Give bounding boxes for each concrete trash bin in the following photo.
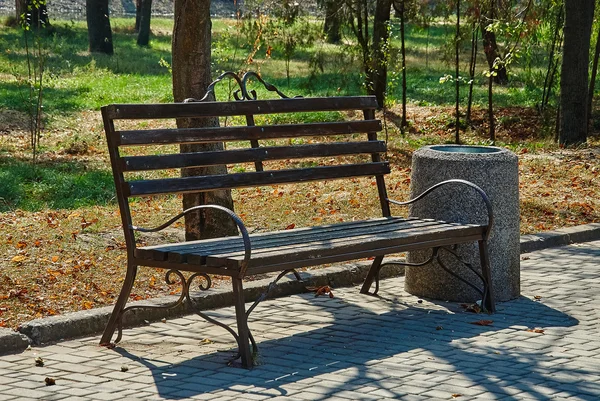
[405,144,520,302]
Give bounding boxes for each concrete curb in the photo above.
[3,223,600,355]
[519,223,600,254]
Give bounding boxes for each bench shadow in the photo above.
[112,291,597,400]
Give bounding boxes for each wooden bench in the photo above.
[100,72,495,368]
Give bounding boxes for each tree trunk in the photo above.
[16,0,50,28]
[467,24,478,125]
[587,21,600,128]
[541,6,563,112]
[86,0,113,55]
[392,0,407,129]
[455,0,460,144]
[323,0,342,44]
[135,0,142,32]
[172,0,237,241]
[137,0,152,46]
[372,0,392,108]
[560,0,595,146]
[482,28,508,85]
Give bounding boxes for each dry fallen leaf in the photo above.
[526,328,545,334]
[470,319,492,326]
[11,255,27,263]
[306,286,334,298]
[121,365,129,372]
[35,357,44,367]
[534,295,542,300]
[44,377,56,386]
[461,303,481,313]
[452,395,463,399]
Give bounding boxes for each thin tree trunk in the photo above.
[488,69,495,143]
[372,0,392,108]
[399,0,407,129]
[135,0,142,33]
[137,0,152,46]
[86,0,113,55]
[482,0,508,86]
[455,0,460,144]
[467,24,478,125]
[587,21,600,127]
[541,6,563,112]
[172,0,237,240]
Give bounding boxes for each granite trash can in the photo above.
[405,144,520,303]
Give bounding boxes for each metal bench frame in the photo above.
[100,71,495,368]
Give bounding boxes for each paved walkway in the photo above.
[1,241,600,401]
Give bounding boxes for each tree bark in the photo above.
[86,0,113,55]
[16,0,50,28]
[560,0,595,146]
[482,28,508,85]
[372,0,392,108]
[135,0,142,32]
[323,0,342,43]
[172,0,237,241]
[398,0,407,129]
[137,0,152,46]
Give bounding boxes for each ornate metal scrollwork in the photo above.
[371,246,490,310]
[184,71,295,104]
[113,269,211,344]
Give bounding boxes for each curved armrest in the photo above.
[131,205,252,276]
[387,179,494,240]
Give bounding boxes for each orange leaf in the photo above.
[526,328,545,334]
[81,218,98,229]
[285,223,296,230]
[11,255,27,263]
[51,256,59,263]
[16,241,27,249]
[470,320,493,326]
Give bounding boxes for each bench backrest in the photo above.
[102,92,392,240]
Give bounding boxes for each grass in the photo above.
[0,158,115,211]
[0,15,599,329]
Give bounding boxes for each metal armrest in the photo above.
[131,205,252,277]
[387,179,494,240]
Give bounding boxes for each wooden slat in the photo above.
[117,120,382,146]
[126,162,390,197]
[135,217,432,263]
[121,141,386,172]
[245,234,484,275]
[204,222,484,268]
[103,97,378,120]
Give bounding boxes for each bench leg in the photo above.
[232,277,253,368]
[360,256,384,295]
[478,240,496,313]
[100,263,138,345]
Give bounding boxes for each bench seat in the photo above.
[135,217,486,275]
